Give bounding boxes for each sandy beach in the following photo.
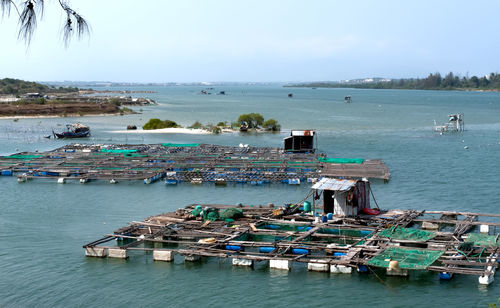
[110,127,212,134]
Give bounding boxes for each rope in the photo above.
[369,186,380,210]
[367,266,396,293]
[291,189,315,211]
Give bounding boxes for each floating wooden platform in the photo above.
[83,203,500,285]
[0,143,390,184]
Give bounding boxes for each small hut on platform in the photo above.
[284,130,316,153]
[311,178,372,217]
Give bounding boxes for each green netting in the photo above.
[192,208,203,217]
[100,149,138,153]
[319,228,373,238]
[378,226,436,242]
[465,233,500,247]
[318,157,364,164]
[236,233,294,242]
[367,247,444,269]
[203,208,219,221]
[5,154,43,160]
[162,143,200,147]
[220,208,244,220]
[258,223,313,232]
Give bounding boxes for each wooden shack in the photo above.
[284,130,316,153]
[311,178,372,217]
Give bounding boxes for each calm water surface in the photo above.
[0,86,499,307]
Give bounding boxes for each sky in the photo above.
[0,0,499,83]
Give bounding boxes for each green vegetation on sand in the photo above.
[143,119,179,130]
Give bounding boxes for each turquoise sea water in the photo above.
[1,86,500,307]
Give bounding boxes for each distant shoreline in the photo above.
[285,84,500,92]
[0,112,128,120]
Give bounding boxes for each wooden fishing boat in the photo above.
[53,123,90,139]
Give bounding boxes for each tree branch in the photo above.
[1,0,21,17]
[1,0,89,46]
[58,0,89,46]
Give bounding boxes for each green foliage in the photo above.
[262,118,281,131]
[0,78,79,95]
[237,113,264,128]
[289,72,500,91]
[189,121,203,129]
[119,107,133,115]
[143,118,179,130]
[488,298,500,308]
[217,121,226,127]
[13,98,46,105]
[110,98,122,106]
[211,126,221,134]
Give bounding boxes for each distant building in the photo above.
[24,93,42,98]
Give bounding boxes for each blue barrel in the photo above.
[439,272,453,280]
[327,213,333,220]
[357,265,368,273]
[292,248,309,255]
[225,245,242,251]
[259,246,275,253]
[303,201,312,212]
[321,216,328,223]
[1,170,13,176]
[334,252,347,257]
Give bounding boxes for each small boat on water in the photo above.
[239,121,249,132]
[53,123,90,139]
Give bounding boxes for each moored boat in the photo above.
[53,123,90,139]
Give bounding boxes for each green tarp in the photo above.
[367,247,444,269]
[100,149,138,153]
[318,157,365,164]
[162,143,200,147]
[378,226,437,242]
[466,233,500,247]
[5,154,43,160]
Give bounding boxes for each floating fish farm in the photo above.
[0,142,390,184]
[83,197,500,286]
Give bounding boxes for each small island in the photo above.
[0,78,156,118]
[113,113,282,135]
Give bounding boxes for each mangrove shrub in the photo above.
[143,118,179,130]
[237,113,264,128]
[262,118,281,131]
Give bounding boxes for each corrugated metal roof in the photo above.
[311,178,357,191]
